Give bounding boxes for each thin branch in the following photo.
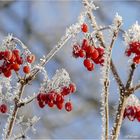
[125,63,136,89]
[98,26,125,34]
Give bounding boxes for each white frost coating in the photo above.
[113,13,123,26]
[124,21,140,44]
[83,0,98,11]
[100,45,110,140]
[0,34,16,51]
[0,75,12,101]
[11,116,40,139]
[2,105,14,140]
[125,94,140,106]
[42,68,71,93]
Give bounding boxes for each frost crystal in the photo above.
[1,34,16,51]
[124,22,140,44]
[41,68,71,93]
[113,13,123,26]
[126,95,140,107]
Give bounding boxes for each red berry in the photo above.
[37,93,42,101]
[125,49,132,57]
[48,92,56,101]
[126,106,137,121]
[48,100,54,108]
[9,53,16,63]
[0,104,8,113]
[4,50,12,60]
[12,63,20,71]
[91,49,99,60]
[17,57,23,65]
[72,44,81,58]
[65,102,73,112]
[87,45,95,55]
[79,49,86,58]
[87,63,94,71]
[61,86,71,96]
[56,94,64,103]
[81,23,88,33]
[0,51,4,60]
[23,65,30,74]
[83,58,92,69]
[4,70,12,78]
[56,102,63,110]
[136,106,140,122]
[129,42,140,55]
[133,55,140,64]
[13,49,20,56]
[69,83,76,93]
[82,39,88,51]
[38,101,45,108]
[96,47,104,56]
[26,54,35,63]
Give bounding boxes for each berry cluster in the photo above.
[72,39,104,71]
[0,49,35,78]
[0,104,8,114]
[123,105,140,122]
[125,42,140,64]
[37,83,76,112]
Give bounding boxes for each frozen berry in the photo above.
[26,54,35,63]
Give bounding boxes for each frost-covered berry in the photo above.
[26,54,35,63]
[72,44,81,58]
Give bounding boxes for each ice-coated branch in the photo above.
[100,14,122,140]
[5,83,25,139]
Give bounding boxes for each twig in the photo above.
[125,63,136,89]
